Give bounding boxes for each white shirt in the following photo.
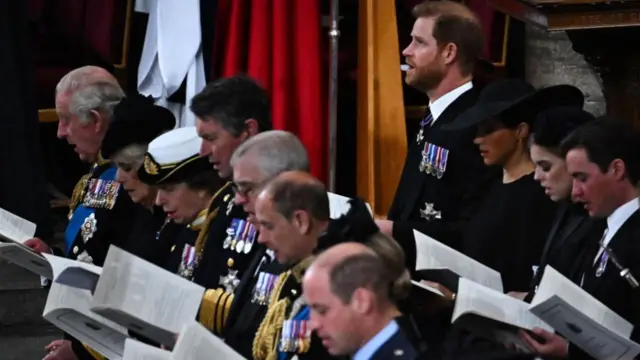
[429,81,473,123]
[594,197,640,263]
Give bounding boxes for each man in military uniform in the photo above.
[230,170,334,360]
[376,1,498,258]
[199,132,309,357]
[189,76,274,334]
[304,243,419,360]
[26,66,138,360]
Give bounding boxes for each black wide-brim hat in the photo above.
[137,126,212,186]
[101,94,176,159]
[442,78,585,131]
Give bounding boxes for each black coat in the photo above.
[389,87,500,268]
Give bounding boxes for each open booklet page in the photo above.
[90,246,206,347]
[0,242,52,279]
[173,321,247,360]
[411,280,445,297]
[43,253,102,290]
[530,266,640,360]
[530,266,640,359]
[43,282,129,359]
[413,230,503,292]
[0,206,36,243]
[326,192,373,219]
[452,278,552,352]
[123,339,171,360]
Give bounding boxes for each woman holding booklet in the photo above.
[519,107,601,302]
[424,79,584,360]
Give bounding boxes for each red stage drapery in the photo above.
[212,0,327,183]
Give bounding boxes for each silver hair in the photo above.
[230,130,309,180]
[68,81,125,124]
[55,66,119,95]
[111,144,148,171]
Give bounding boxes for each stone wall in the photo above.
[524,25,606,116]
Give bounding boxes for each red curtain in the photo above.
[212,0,327,183]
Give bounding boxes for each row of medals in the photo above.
[252,271,278,306]
[223,219,257,254]
[279,319,311,353]
[419,142,448,179]
[83,178,119,209]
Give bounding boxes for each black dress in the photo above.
[461,173,557,293]
[434,173,557,360]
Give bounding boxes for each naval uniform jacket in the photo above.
[62,161,136,360]
[195,182,264,335]
[388,87,499,268]
[62,161,137,265]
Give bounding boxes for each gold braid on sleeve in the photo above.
[199,288,235,335]
[82,344,107,360]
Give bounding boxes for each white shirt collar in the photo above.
[429,81,473,123]
[603,197,640,248]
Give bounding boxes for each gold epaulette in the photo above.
[199,288,234,335]
[82,344,107,360]
[252,256,315,360]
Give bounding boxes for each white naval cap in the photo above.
[138,126,212,185]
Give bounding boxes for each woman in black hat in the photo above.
[431,79,585,360]
[100,95,176,266]
[438,78,584,292]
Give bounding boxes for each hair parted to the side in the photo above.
[265,174,330,223]
[412,0,484,76]
[329,252,411,306]
[68,81,125,124]
[190,75,273,136]
[560,117,640,185]
[230,130,309,180]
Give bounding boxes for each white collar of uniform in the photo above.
[604,197,640,247]
[429,81,473,123]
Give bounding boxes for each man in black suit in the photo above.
[377,0,498,256]
[304,242,419,360]
[521,118,640,359]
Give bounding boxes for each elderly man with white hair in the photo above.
[25,66,138,360]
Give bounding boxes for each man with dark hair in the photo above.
[189,76,273,335]
[379,0,498,259]
[304,242,418,360]
[521,118,640,359]
[191,75,273,179]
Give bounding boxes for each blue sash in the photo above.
[64,167,118,255]
[278,305,311,360]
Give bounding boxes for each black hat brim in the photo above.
[442,84,584,132]
[101,99,176,159]
[137,154,212,186]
